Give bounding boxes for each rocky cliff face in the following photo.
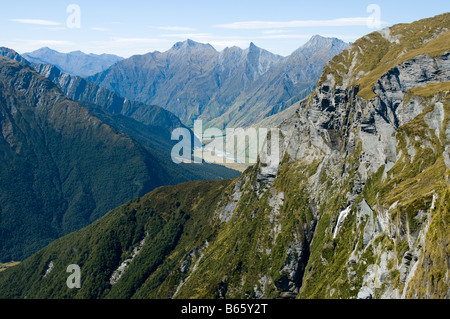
[0,14,448,299]
[227,14,450,299]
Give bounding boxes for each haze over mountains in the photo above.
[22,47,123,77]
[88,36,348,128]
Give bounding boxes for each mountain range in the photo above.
[88,36,348,129]
[22,47,123,77]
[0,47,239,262]
[0,13,448,299]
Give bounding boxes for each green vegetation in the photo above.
[0,55,240,263]
[0,179,231,298]
[318,13,450,100]
[0,57,157,261]
[406,185,449,298]
[298,24,449,297]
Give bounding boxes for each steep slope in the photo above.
[29,62,240,183]
[0,56,169,261]
[88,37,348,128]
[29,62,188,162]
[32,63,183,131]
[0,50,240,262]
[0,179,230,298]
[22,47,123,77]
[0,47,31,65]
[0,13,448,299]
[1,47,241,183]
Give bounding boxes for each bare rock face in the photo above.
[373,52,450,128]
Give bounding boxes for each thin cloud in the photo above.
[91,27,110,31]
[10,19,62,26]
[262,30,292,34]
[44,27,67,31]
[155,26,197,32]
[215,17,386,29]
[111,37,168,44]
[257,33,360,41]
[148,25,197,32]
[160,33,212,38]
[27,40,75,46]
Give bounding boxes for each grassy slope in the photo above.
[318,13,450,100]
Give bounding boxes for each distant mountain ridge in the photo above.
[88,36,348,128]
[22,47,123,77]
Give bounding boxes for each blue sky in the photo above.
[1,0,448,57]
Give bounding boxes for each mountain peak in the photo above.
[171,39,216,51]
[69,50,85,55]
[303,35,337,48]
[291,35,348,59]
[248,42,262,53]
[0,47,31,65]
[310,34,327,40]
[34,47,58,54]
